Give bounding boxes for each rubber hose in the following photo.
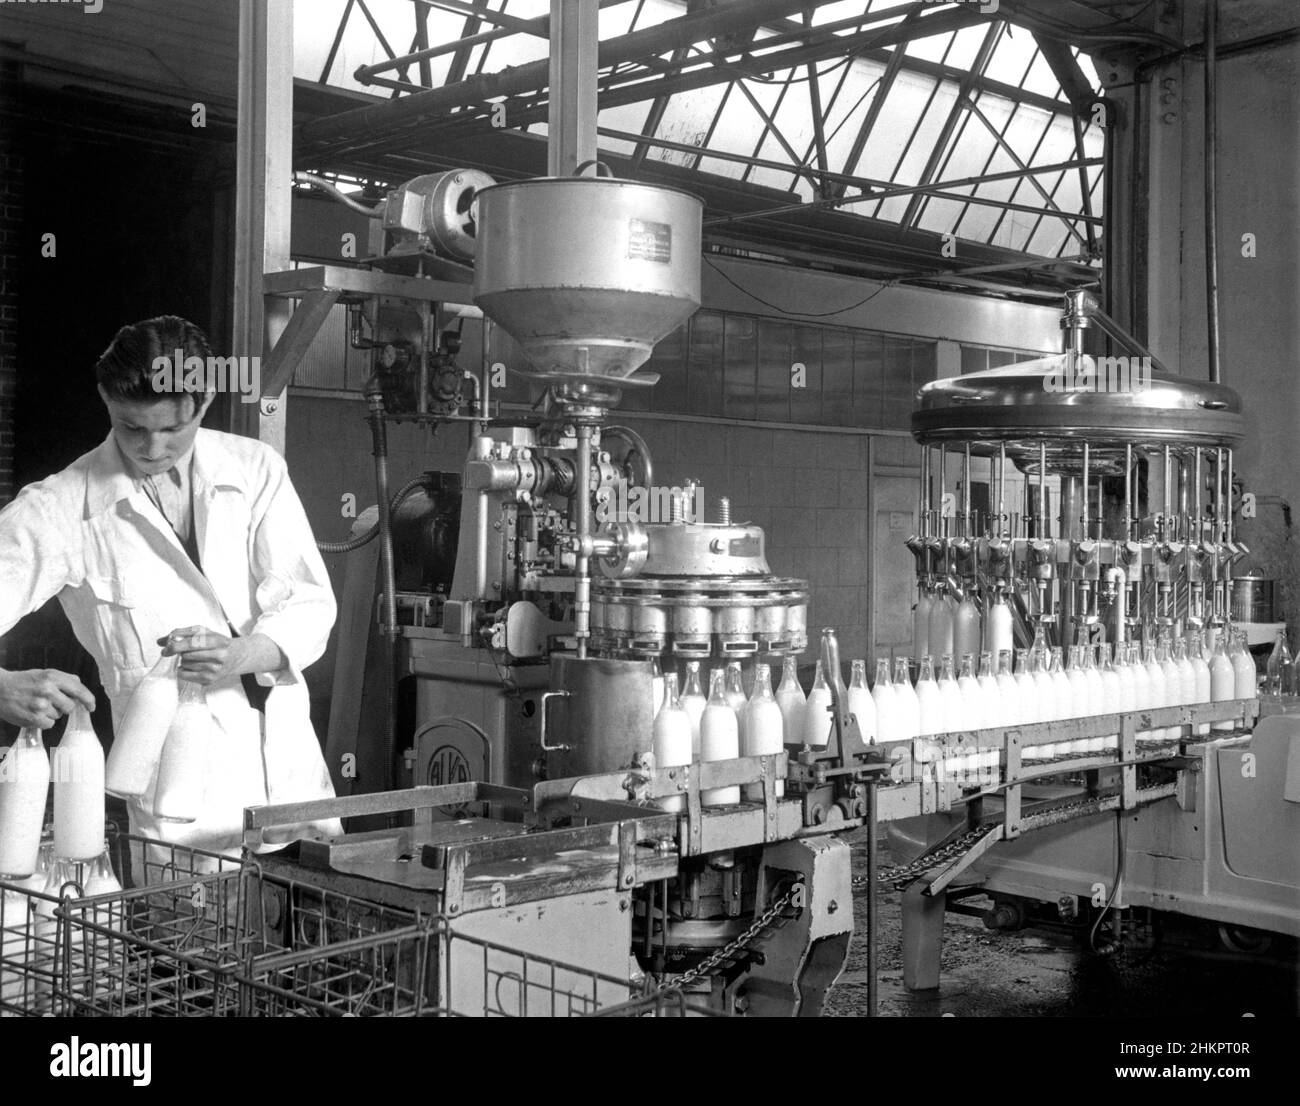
[316,478,425,554]
[366,399,401,800]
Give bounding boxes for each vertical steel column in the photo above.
[233,0,294,452]
[548,0,600,177]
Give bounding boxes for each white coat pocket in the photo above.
[84,574,155,671]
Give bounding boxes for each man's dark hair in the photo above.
[95,315,211,409]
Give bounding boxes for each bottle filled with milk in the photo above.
[53,707,104,862]
[679,662,707,757]
[871,657,897,744]
[846,659,876,745]
[724,661,748,745]
[700,669,741,804]
[152,680,213,824]
[802,661,834,748]
[776,655,806,745]
[652,673,691,813]
[743,664,785,799]
[106,653,179,799]
[913,585,933,664]
[1209,631,1236,733]
[892,657,920,743]
[0,728,51,879]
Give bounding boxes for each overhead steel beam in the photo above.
[319,6,990,162]
[445,0,490,85]
[320,0,356,84]
[353,0,634,81]
[629,44,689,171]
[960,93,1087,248]
[899,21,1002,231]
[1033,33,1095,111]
[704,156,1101,228]
[304,0,822,152]
[416,0,547,36]
[831,24,910,198]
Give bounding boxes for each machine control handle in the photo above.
[539,690,573,753]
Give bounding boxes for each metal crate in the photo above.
[236,923,636,1017]
[2,834,241,1017]
[57,859,420,1017]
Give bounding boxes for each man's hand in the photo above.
[0,668,97,729]
[160,626,286,687]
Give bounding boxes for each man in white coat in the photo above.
[0,315,341,860]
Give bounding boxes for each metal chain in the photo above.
[858,794,1110,891]
[654,884,800,992]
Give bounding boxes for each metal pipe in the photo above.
[997,442,1006,540]
[1038,442,1047,539]
[548,0,599,177]
[1081,441,1091,535]
[938,444,947,540]
[1170,444,1180,535]
[1195,449,1203,541]
[1124,443,1133,541]
[866,776,878,1018]
[1227,448,1234,543]
[1204,0,1222,383]
[293,171,383,217]
[919,445,929,540]
[962,443,972,538]
[575,424,593,659]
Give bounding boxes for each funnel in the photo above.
[473,176,703,388]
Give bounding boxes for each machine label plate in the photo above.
[628,220,672,263]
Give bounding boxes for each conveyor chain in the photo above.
[652,882,801,992]
[856,794,1113,892]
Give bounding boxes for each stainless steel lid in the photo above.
[911,353,1245,473]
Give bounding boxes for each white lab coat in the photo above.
[0,428,342,857]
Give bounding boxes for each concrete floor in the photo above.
[825,827,1300,1018]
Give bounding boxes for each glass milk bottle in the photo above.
[1187,636,1213,737]
[937,655,964,779]
[742,664,784,799]
[995,649,1020,727]
[0,728,50,880]
[1209,631,1236,733]
[152,680,213,824]
[801,661,834,749]
[846,660,876,745]
[52,706,104,861]
[1230,629,1257,702]
[1083,645,1106,752]
[1159,640,1182,740]
[1142,642,1168,743]
[892,658,921,743]
[871,658,897,744]
[105,653,179,799]
[652,674,692,813]
[915,656,944,738]
[680,662,708,758]
[1265,629,1293,698]
[953,595,982,669]
[775,656,806,746]
[913,585,933,665]
[1014,648,1038,728]
[984,592,1014,667]
[701,670,741,805]
[928,589,956,663]
[724,661,748,746]
[1066,646,1090,724]
[1098,643,1123,753]
[649,657,665,720]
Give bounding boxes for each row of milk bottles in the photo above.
[0,654,216,884]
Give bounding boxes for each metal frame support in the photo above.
[232,0,294,451]
[548,0,600,176]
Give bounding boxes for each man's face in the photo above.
[99,389,213,477]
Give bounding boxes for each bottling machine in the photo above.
[253,168,1276,1013]
[891,292,1297,985]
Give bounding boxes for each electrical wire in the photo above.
[1088,809,1126,956]
[703,255,899,317]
